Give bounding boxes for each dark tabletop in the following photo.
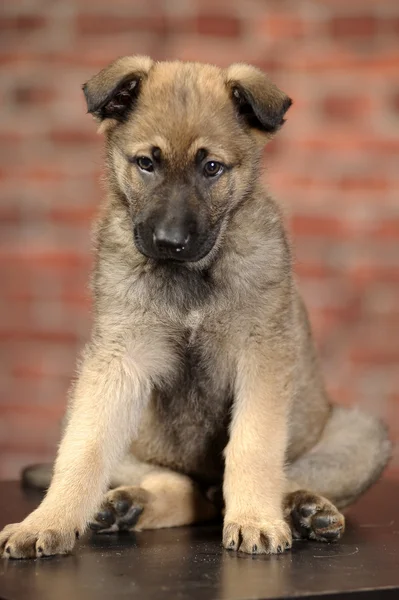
[0,478,398,600]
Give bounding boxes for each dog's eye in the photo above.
[136,156,154,172]
[203,161,224,178]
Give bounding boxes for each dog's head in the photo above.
[83,57,291,265]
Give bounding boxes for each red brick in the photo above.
[11,364,47,380]
[0,330,81,343]
[321,95,372,120]
[6,167,66,183]
[256,15,305,40]
[13,85,57,106]
[0,407,61,453]
[4,339,78,379]
[76,15,167,36]
[0,131,24,143]
[295,136,399,155]
[1,0,399,480]
[0,251,90,268]
[350,345,399,366]
[330,15,379,38]
[373,220,399,239]
[49,206,96,224]
[253,58,283,74]
[289,50,399,73]
[361,283,399,317]
[295,261,337,279]
[393,18,399,36]
[291,215,346,238]
[351,267,399,286]
[49,129,98,145]
[391,92,399,114]
[338,176,389,192]
[0,206,20,224]
[0,16,47,33]
[196,15,241,37]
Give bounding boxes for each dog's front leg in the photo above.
[223,337,293,555]
[0,330,172,559]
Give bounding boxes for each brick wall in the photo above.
[0,0,398,479]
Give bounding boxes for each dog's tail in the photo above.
[287,405,392,509]
[21,463,53,491]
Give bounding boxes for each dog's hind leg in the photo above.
[89,456,218,532]
[284,405,391,542]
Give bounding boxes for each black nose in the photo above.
[152,225,190,254]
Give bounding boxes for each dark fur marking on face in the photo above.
[196,148,208,164]
[152,146,162,162]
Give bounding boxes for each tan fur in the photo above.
[1,57,391,559]
[97,472,217,532]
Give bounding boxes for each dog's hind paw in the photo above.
[284,490,345,542]
[89,487,150,533]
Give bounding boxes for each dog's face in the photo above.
[84,57,291,265]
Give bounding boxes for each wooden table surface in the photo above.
[0,478,398,600]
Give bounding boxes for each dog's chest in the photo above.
[162,315,232,427]
[135,313,232,483]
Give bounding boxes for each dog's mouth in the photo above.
[133,221,222,264]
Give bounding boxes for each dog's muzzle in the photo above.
[133,220,220,263]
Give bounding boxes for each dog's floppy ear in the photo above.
[82,55,154,126]
[226,63,292,136]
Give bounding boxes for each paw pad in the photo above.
[90,487,147,533]
[285,490,345,543]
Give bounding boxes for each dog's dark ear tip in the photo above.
[284,97,293,111]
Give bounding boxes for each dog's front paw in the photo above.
[223,517,292,554]
[0,519,78,559]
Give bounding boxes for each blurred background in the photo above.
[0,0,398,479]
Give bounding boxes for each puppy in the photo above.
[1,57,391,558]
